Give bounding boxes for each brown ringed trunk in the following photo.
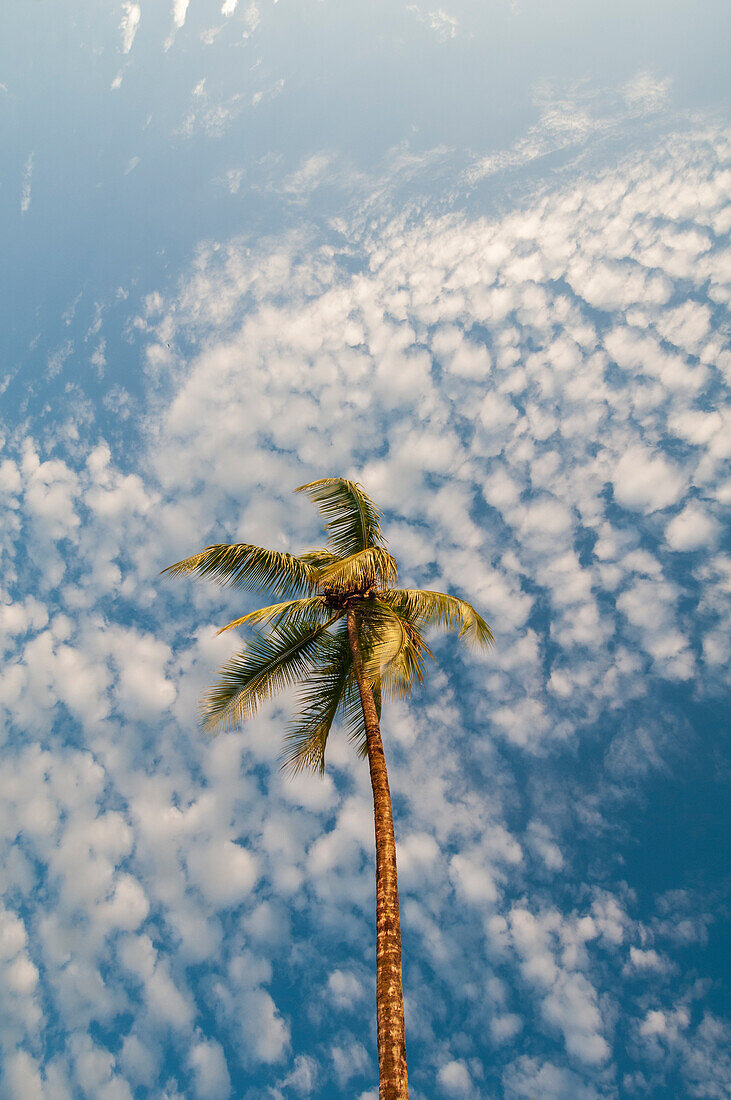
[347,609,409,1100]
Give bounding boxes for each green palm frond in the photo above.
[358,600,432,700]
[338,674,386,760]
[382,588,494,649]
[381,619,431,700]
[296,477,384,555]
[201,616,340,733]
[297,548,343,570]
[167,478,495,778]
[314,547,398,592]
[216,596,329,635]
[162,543,316,599]
[336,657,384,762]
[339,676,371,759]
[281,626,353,775]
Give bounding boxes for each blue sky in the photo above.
[1,2,729,1098]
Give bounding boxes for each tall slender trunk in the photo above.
[347,609,409,1100]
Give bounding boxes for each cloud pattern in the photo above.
[1,122,729,1098]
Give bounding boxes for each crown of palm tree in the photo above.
[163,477,493,774]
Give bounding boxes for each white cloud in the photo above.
[626,946,672,974]
[623,71,672,113]
[639,1005,689,1039]
[407,6,459,41]
[188,1038,231,1100]
[1,120,729,1098]
[527,822,564,871]
[327,969,366,1010]
[3,1050,45,1100]
[666,502,721,551]
[437,1058,473,1093]
[331,1041,369,1086]
[241,2,260,37]
[21,153,33,214]
[186,840,258,906]
[612,447,686,513]
[119,3,141,53]
[277,1054,319,1095]
[509,907,610,1065]
[173,0,190,28]
[504,1055,603,1100]
[491,1012,523,1043]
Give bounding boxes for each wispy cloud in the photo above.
[623,70,672,113]
[173,0,190,28]
[165,0,191,48]
[119,2,141,54]
[466,72,676,186]
[407,4,459,40]
[241,1,261,38]
[178,78,246,137]
[20,153,33,213]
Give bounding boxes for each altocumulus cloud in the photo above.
[0,121,729,1097]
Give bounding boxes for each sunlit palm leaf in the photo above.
[297,548,343,570]
[357,601,432,700]
[297,477,383,555]
[383,588,494,649]
[201,616,339,733]
[216,596,329,635]
[162,543,316,599]
[315,546,398,592]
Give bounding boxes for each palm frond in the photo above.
[296,478,383,555]
[216,596,329,635]
[162,543,316,599]
[314,546,398,593]
[280,626,353,776]
[297,548,343,570]
[281,623,386,770]
[382,588,494,649]
[356,600,432,700]
[339,677,371,759]
[200,616,340,733]
[380,618,431,700]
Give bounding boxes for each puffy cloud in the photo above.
[509,907,610,1065]
[3,1050,45,1100]
[331,1040,370,1086]
[186,840,258,906]
[437,1058,473,1093]
[612,447,687,513]
[327,969,367,1010]
[503,1055,605,1100]
[188,1038,231,1099]
[665,502,721,551]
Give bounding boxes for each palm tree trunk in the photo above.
[347,609,409,1100]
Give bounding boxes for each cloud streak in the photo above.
[119,2,141,54]
[20,153,33,214]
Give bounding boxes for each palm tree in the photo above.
[164,478,493,1100]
